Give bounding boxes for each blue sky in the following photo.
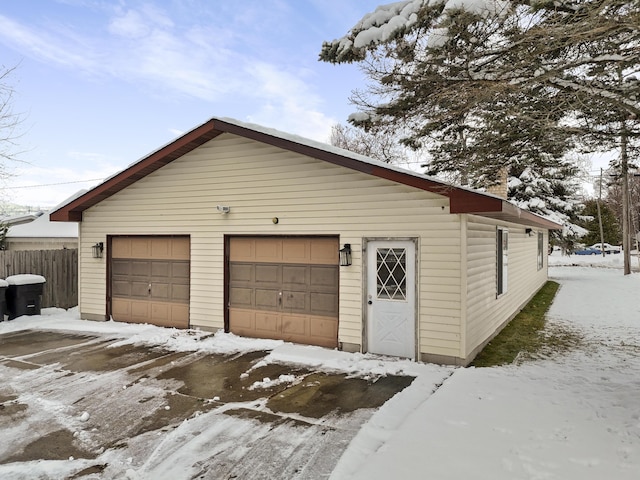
[0,0,382,209]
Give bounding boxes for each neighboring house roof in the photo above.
[50,117,561,230]
[7,210,78,238]
[8,191,84,239]
[1,213,42,227]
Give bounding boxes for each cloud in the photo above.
[3,154,122,207]
[244,62,337,141]
[0,15,98,72]
[108,10,151,39]
[0,3,352,149]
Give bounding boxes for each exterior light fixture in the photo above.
[339,243,352,266]
[525,228,533,237]
[92,242,104,259]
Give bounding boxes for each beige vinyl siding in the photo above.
[78,133,463,358]
[464,215,548,356]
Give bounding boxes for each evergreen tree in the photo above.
[577,199,621,246]
[320,0,639,245]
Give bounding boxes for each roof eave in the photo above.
[48,116,563,232]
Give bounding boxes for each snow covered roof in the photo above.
[7,192,83,239]
[0,213,42,227]
[49,117,561,230]
[7,210,78,238]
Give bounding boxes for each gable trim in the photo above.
[49,117,561,230]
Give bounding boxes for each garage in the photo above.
[228,236,339,348]
[110,236,190,328]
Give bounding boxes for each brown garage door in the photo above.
[228,237,339,348]
[111,236,190,328]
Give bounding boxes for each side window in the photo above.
[537,232,544,271]
[497,227,508,296]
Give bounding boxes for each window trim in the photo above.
[537,231,544,271]
[497,227,508,296]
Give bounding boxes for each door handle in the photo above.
[148,283,152,294]
[368,300,373,305]
[278,291,282,306]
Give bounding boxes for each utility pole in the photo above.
[621,119,631,275]
[597,168,605,257]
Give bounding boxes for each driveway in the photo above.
[0,324,424,480]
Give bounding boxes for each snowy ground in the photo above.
[332,258,640,480]
[1,257,639,479]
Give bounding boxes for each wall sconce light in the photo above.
[339,243,352,266]
[92,242,104,259]
[216,205,231,214]
[525,228,533,237]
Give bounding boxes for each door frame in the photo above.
[362,237,419,360]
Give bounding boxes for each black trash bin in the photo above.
[0,279,7,321]
[6,274,46,320]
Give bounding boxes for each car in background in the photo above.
[588,243,621,254]
[573,247,602,255]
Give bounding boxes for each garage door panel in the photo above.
[172,262,190,278]
[229,308,254,331]
[309,316,338,340]
[282,239,309,263]
[172,284,190,302]
[131,261,150,277]
[282,314,307,335]
[228,236,338,348]
[255,289,279,310]
[255,312,281,335]
[282,290,308,312]
[131,281,150,298]
[311,292,339,316]
[230,264,253,283]
[255,238,282,262]
[112,238,132,258]
[131,238,151,258]
[255,264,280,284]
[169,237,190,260]
[151,262,170,277]
[112,280,131,297]
[169,304,189,328]
[130,301,150,322]
[229,238,255,262]
[310,266,339,289]
[310,238,340,265]
[111,235,190,329]
[151,238,171,259]
[112,260,131,276]
[230,287,253,308]
[282,265,308,287]
[112,298,131,317]
[151,283,170,300]
[151,302,169,321]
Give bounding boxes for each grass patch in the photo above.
[471,281,583,367]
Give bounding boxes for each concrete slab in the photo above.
[0,329,416,478]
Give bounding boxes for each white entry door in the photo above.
[366,240,416,359]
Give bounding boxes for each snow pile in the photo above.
[5,274,46,285]
[248,374,300,391]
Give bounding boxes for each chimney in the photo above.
[486,166,509,199]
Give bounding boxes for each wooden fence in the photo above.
[0,249,78,309]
